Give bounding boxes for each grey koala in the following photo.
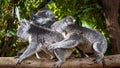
[16,7,55,59]
[48,16,108,63]
[31,7,55,28]
[16,19,41,59]
[16,19,74,67]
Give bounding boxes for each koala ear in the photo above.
[31,12,36,20]
[65,16,73,24]
[20,19,29,26]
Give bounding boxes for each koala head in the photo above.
[31,7,55,28]
[51,16,74,33]
[17,19,30,41]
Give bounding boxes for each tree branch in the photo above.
[0,55,120,68]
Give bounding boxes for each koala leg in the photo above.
[48,34,89,50]
[35,43,43,59]
[93,41,105,63]
[54,49,72,68]
[48,39,79,50]
[42,49,54,59]
[14,48,26,59]
[94,53,104,63]
[15,48,40,59]
[77,48,88,58]
[16,42,41,64]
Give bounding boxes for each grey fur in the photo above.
[16,7,55,59]
[16,19,73,67]
[32,7,55,28]
[49,16,107,63]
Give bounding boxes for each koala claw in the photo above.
[54,61,62,68]
[93,58,101,64]
[16,59,22,65]
[14,56,19,59]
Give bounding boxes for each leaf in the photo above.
[2,0,8,8]
[15,7,21,22]
[48,0,52,4]
[8,28,16,36]
[94,3,102,9]
[0,31,5,38]
[82,7,95,13]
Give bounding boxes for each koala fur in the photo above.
[49,16,107,63]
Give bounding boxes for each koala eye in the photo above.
[63,21,66,23]
[63,21,67,25]
[32,15,37,21]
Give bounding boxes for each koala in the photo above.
[16,19,74,68]
[48,16,108,63]
[16,1,55,59]
[16,19,41,59]
[31,7,55,28]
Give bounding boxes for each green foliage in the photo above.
[0,0,110,56]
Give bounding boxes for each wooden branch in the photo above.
[0,54,120,68]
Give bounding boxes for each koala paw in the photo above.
[54,61,62,68]
[14,56,19,59]
[93,57,101,63]
[16,59,22,65]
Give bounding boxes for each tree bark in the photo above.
[0,34,13,56]
[101,0,120,54]
[0,17,14,56]
[0,55,120,68]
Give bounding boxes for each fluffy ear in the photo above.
[30,12,36,20]
[65,16,73,24]
[20,19,29,27]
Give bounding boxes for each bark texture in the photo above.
[0,55,120,68]
[101,0,120,54]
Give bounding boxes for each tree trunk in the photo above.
[0,17,14,56]
[101,0,120,54]
[0,55,120,68]
[0,34,13,56]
